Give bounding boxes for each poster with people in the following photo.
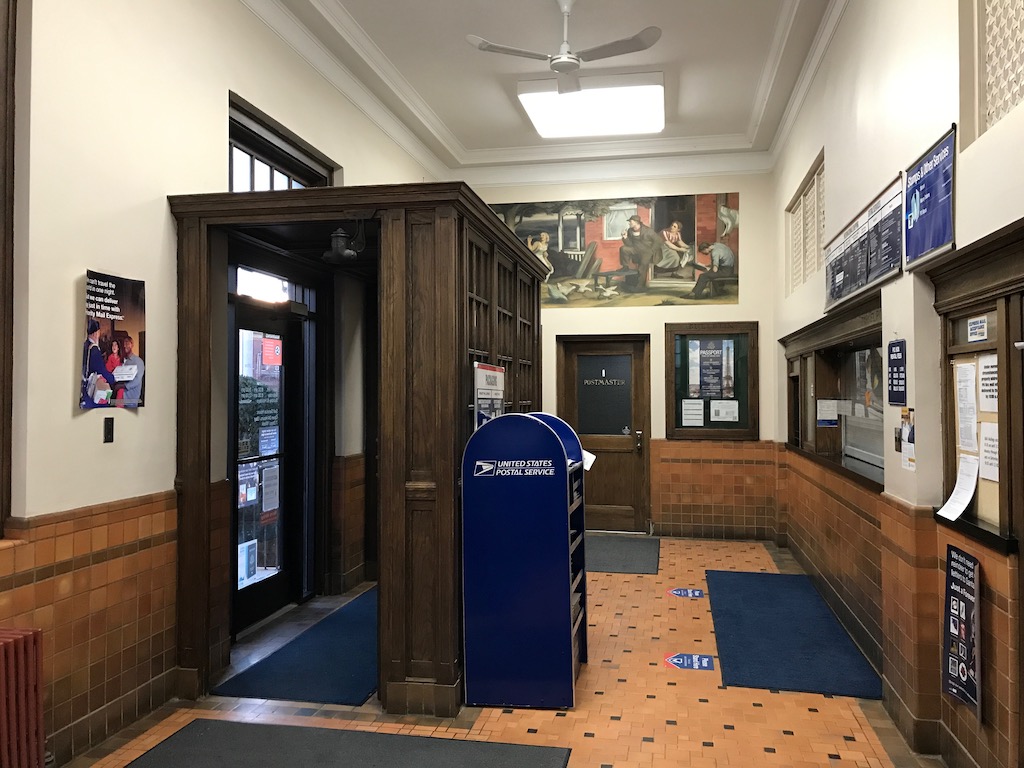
[491,193,740,307]
[80,270,146,409]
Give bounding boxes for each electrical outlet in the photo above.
[103,417,114,443]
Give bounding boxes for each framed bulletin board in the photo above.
[941,308,1000,531]
[665,322,759,440]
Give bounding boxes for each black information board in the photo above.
[887,339,907,407]
[942,545,980,718]
[824,178,903,311]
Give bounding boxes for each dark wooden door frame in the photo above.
[0,0,16,537]
[555,334,651,533]
[170,183,546,715]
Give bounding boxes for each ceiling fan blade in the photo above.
[576,26,662,61]
[557,71,581,94]
[466,34,551,61]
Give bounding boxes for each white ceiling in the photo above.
[246,0,840,178]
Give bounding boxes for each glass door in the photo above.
[232,308,294,632]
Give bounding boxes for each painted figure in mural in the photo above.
[527,231,554,280]
[718,205,739,236]
[655,220,692,276]
[618,214,661,290]
[687,241,736,299]
[81,317,117,408]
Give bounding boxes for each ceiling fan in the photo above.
[466,0,662,94]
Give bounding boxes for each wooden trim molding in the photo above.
[0,0,16,535]
[169,182,544,716]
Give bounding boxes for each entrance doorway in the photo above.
[230,295,314,633]
[557,336,650,532]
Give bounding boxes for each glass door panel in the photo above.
[237,329,284,590]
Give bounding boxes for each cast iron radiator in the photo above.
[0,628,45,768]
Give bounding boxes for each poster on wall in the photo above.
[942,545,981,718]
[473,362,506,429]
[491,194,740,308]
[824,178,902,311]
[905,127,955,269]
[80,270,146,409]
[687,339,735,400]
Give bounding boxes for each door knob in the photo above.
[635,429,644,453]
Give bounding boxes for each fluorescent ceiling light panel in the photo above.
[517,73,665,139]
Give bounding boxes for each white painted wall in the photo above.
[337,276,365,457]
[14,0,1024,517]
[479,173,777,441]
[771,0,1024,506]
[12,0,436,517]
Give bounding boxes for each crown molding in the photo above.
[454,151,774,189]
[245,0,841,178]
[746,0,800,144]
[306,0,470,157]
[769,0,848,161]
[239,0,450,179]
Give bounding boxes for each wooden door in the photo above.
[557,336,650,532]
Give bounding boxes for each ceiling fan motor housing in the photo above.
[550,53,581,73]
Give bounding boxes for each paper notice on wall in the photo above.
[936,454,979,521]
[902,441,916,472]
[681,399,704,427]
[835,399,853,416]
[980,422,998,482]
[978,354,997,412]
[816,399,839,427]
[956,363,978,452]
[710,400,739,422]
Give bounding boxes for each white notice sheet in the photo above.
[710,400,739,422]
[262,464,280,513]
[980,422,999,482]
[681,399,704,427]
[936,455,980,521]
[978,354,998,412]
[956,363,978,452]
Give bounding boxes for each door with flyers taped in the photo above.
[230,299,310,633]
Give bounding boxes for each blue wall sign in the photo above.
[905,128,955,267]
[665,653,715,671]
[668,588,704,598]
[887,339,907,406]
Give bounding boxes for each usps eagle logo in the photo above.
[473,461,496,477]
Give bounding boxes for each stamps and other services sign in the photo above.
[905,128,955,268]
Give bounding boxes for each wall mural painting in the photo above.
[493,193,739,308]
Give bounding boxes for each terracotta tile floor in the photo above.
[69,538,945,768]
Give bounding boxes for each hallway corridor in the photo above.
[68,539,942,768]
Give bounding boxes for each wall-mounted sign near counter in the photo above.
[824,178,903,311]
[905,127,955,269]
[942,545,981,718]
[887,339,907,406]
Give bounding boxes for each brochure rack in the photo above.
[461,412,587,708]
